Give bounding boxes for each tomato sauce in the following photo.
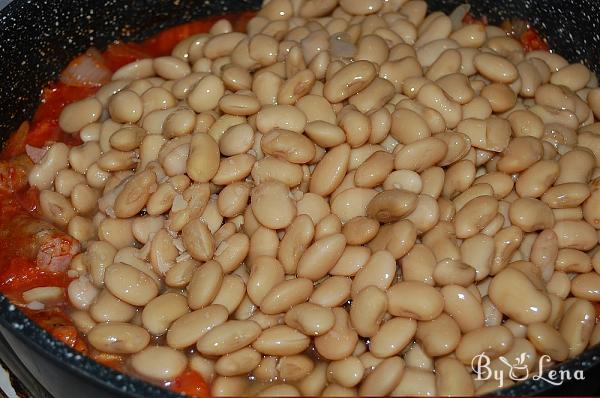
[0,9,549,398]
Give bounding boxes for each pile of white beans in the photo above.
[23,0,600,395]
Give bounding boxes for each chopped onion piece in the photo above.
[449,4,471,30]
[25,144,48,164]
[60,48,112,87]
[26,301,45,310]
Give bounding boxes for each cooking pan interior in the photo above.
[0,0,599,397]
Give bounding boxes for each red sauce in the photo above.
[166,369,211,398]
[520,27,549,52]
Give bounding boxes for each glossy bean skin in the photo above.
[387,281,444,321]
[131,346,188,381]
[88,322,150,354]
[489,268,551,324]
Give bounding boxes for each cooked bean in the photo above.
[314,307,358,361]
[297,234,346,281]
[455,325,514,364]
[213,233,249,273]
[559,299,595,358]
[571,272,600,301]
[354,151,394,188]
[141,293,189,336]
[489,267,551,324]
[387,281,444,321]
[324,60,377,103]
[331,187,378,223]
[131,346,187,381]
[188,74,225,113]
[40,190,76,227]
[182,218,215,262]
[359,356,405,396]
[551,63,591,91]
[253,325,310,356]
[310,143,351,196]
[305,121,346,148]
[329,246,370,278]
[401,244,436,286]
[527,322,569,361]
[348,77,394,115]
[460,234,494,281]
[256,104,307,134]
[454,195,498,238]
[474,53,518,83]
[416,313,462,357]
[187,260,223,310]
[314,213,342,240]
[433,259,476,287]
[252,156,303,187]
[456,117,511,153]
[59,97,103,133]
[350,286,387,337]
[276,354,315,383]
[196,320,261,356]
[509,198,555,232]
[261,129,316,164]
[390,366,436,396]
[257,384,301,397]
[370,317,417,358]
[104,262,158,306]
[284,302,335,337]
[310,276,352,308]
[251,181,296,229]
[553,220,597,250]
[543,183,591,209]
[247,256,285,306]
[383,169,422,194]
[261,277,314,315]
[326,356,364,388]
[218,123,254,156]
[89,289,135,323]
[186,133,220,183]
[435,357,475,396]
[351,250,396,296]
[113,170,156,218]
[212,274,246,313]
[167,304,228,349]
[277,214,315,274]
[215,347,261,377]
[554,248,592,275]
[88,322,150,354]
[342,217,379,245]
[108,90,143,123]
[394,137,447,172]
[366,189,418,223]
[441,284,485,333]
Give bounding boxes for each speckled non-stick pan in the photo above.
[0,1,599,397]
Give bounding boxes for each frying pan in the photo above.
[0,0,599,396]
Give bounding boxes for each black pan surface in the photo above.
[0,1,599,397]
